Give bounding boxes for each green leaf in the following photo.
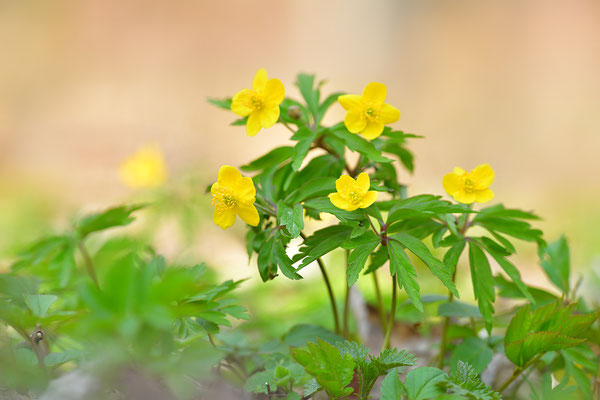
[319,91,344,122]
[303,197,365,223]
[347,237,380,286]
[438,301,482,318]
[449,338,493,375]
[288,177,336,204]
[494,275,557,305]
[76,204,144,238]
[274,240,303,280]
[295,73,320,123]
[478,238,534,303]
[468,242,495,333]
[295,225,353,269]
[44,350,83,367]
[441,361,501,400]
[291,127,317,171]
[443,240,466,275]
[283,324,343,347]
[241,146,294,172]
[244,370,277,394]
[403,367,446,400]
[207,97,232,110]
[290,339,355,399]
[386,195,472,225]
[382,141,415,173]
[25,294,58,317]
[258,234,302,281]
[475,204,540,220]
[277,201,304,238]
[330,125,393,163]
[381,370,405,400]
[392,233,458,298]
[540,236,570,295]
[388,240,423,312]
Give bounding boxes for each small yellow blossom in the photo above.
[329,173,378,211]
[443,164,495,204]
[338,82,400,140]
[119,145,167,189]
[231,69,285,136]
[211,165,260,229]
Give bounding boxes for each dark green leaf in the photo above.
[468,242,495,333]
[387,240,423,312]
[291,127,317,171]
[277,201,304,238]
[540,236,570,295]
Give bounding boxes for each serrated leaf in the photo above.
[277,201,304,238]
[388,240,423,312]
[540,236,570,295]
[295,225,353,269]
[468,242,495,333]
[291,127,317,171]
[404,367,446,400]
[392,233,458,298]
[449,338,493,375]
[290,339,355,399]
[441,361,501,400]
[347,238,380,286]
[330,125,393,163]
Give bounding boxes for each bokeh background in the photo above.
[1,0,599,323]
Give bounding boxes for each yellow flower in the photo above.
[337,82,400,140]
[119,145,167,188]
[443,164,495,204]
[328,173,378,211]
[211,165,260,229]
[231,69,285,137]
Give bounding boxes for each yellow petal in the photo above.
[359,191,378,208]
[231,89,253,117]
[475,188,494,203]
[263,79,285,106]
[356,172,371,194]
[452,191,476,204]
[253,68,268,91]
[380,103,401,124]
[259,106,280,128]
[236,203,260,226]
[213,208,236,229]
[236,176,256,201]
[335,175,356,194]
[344,110,367,133]
[338,94,363,111]
[442,173,462,197]
[361,121,384,140]
[470,164,495,190]
[218,165,242,186]
[246,112,262,136]
[453,167,466,175]
[329,193,358,211]
[362,82,387,103]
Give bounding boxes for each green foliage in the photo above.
[468,242,496,333]
[504,300,599,367]
[403,367,446,400]
[290,338,355,399]
[76,204,145,238]
[440,361,502,400]
[540,236,570,295]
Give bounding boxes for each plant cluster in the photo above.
[0,70,598,399]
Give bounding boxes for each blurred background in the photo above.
[1,0,599,327]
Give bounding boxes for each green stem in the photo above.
[438,267,458,369]
[78,241,99,288]
[372,270,387,334]
[300,232,341,334]
[382,275,398,351]
[343,251,351,338]
[497,354,543,393]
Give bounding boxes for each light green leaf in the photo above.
[403,367,446,400]
[25,294,58,317]
[381,370,405,400]
[450,338,493,375]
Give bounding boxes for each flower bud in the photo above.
[287,105,302,120]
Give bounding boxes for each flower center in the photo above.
[347,190,362,204]
[212,188,237,214]
[364,102,381,122]
[464,178,474,193]
[243,91,264,110]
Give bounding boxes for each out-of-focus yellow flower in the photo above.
[211,165,260,229]
[328,173,378,211]
[443,164,495,204]
[338,82,400,140]
[231,69,285,137]
[119,145,167,188]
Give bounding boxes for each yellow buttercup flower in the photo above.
[119,145,167,189]
[338,82,400,140]
[211,165,260,229]
[329,173,378,211]
[443,164,495,204]
[231,69,285,136]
